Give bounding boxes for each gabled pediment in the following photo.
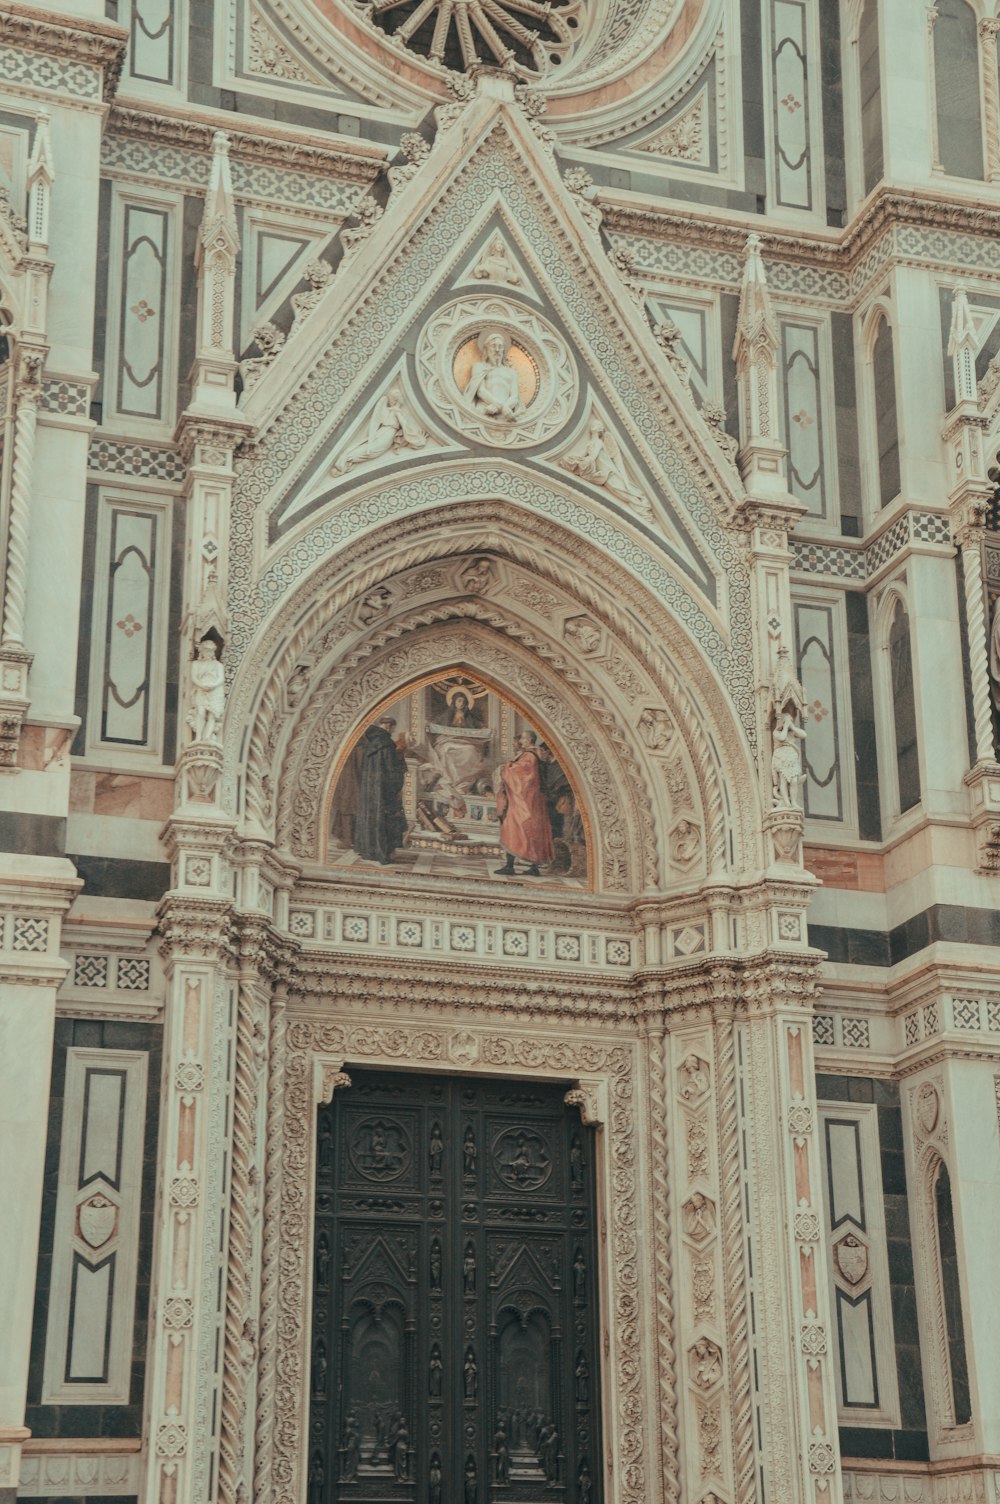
[235,84,744,620]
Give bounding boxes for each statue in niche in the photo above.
[563,616,601,655]
[578,1460,593,1504]
[463,1240,476,1294]
[332,387,426,473]
[638,706,674,751]
[459,556,494,594]
[465,1454,478,1504]
[187,638,225,743]
[358,586,393,624]
[463,1125,477,1177]
[464,328,524,422]
[429,1344,443,1397]
[318,1113,333,1172]
[464,1346,478,1398]
[429,1120,444,1175]
[430,1238,442,1289]
[286,662,310,708]
[692,1338,722,1389]
[771,710,807,809]
[562,417,653,519]
[429,1454,443,1504]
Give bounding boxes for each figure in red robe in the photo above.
[494,730,555,877]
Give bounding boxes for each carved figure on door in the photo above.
[429,1343,443,1397]
[430,1237,442,1290]
[429,1120,444,1175]
[464,1346,478,1398]
[463,1240,476,1294]
[464,1125,477,1176]
[573,1247,586,1304]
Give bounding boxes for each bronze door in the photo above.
[310,1070,602,1504]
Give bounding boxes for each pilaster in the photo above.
[0,857,80,1504]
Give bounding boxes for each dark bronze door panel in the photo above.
[310,1070,602,1504]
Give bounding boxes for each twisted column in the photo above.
[716,1018,755,1504]
[645,1018,680,1504]
[961,540,996,764]
[2,384,39,646]
[218,975,261,1504]
[253,984,286,1504]
[980,19,1000,183]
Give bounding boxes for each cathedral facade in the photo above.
[2,2,1000,1504]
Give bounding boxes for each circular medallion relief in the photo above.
[349,1116,412,1181]
[416,297,577,449]
[492,1127,553,1190]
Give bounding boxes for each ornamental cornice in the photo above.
[292,877,634,930]
[106,105,387,185]
[636,948,823,1024]
[289,953,636,1024]
[603,185,1000,280]
[1,1,127,100]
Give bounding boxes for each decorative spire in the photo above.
[26,112,54,251]
[947,284,978,409]
[732,233,793,504]
[192,132,240,408]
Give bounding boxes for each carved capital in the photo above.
[317,1065,352,1104]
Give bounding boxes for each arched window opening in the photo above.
[934,0,985,179]
[872,317,900,509]
[934,1162,971,1425]
[888,597,920,814]
[858,0,884,194]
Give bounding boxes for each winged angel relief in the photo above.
[327,672,589,887]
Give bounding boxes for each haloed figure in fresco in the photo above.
[494,729,555,877]
[353,716,408,865]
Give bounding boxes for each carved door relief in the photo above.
[311,1071,603,1504]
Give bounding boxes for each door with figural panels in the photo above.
[310,1070,603,1504]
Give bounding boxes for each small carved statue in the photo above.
[653,317,692,389]
[572,1247,586,1304]
[563,616,601,654]
[187,638,225,744]
[332,387,426,473]
[464,1346,478,1399]
[562,167,602,233]
[771,710,807,809]
[308,1450,324,1504]
[575,1351,589,1404]
[463,1125,477,1177]
[538,1422,559,1483]
[465,329,524,422]
[358,586,392,624]
[459,556,494,594]
[318,1114,333,1171]
[771,644,807,722]
[472,235,522,286]
[240,321,285,394]
[430,1237,442,1290]
[679,1053,709,1100]
[693,1338,722,1389]
[315,1230,331,1287]
[312,1338,328,1397]
[494,1426,511,1485]
[463,1240,476,1294]
[562,417,652,519]
[671,820,700,865]
[429,1344,443,1398]
[286,662,310,708]
[392,1420,410,1481]
[464,1454,478,1504]
[570,1133,584,1190]
[341,1413,361,1480]
[429,1120,444,1176]
[578,1460,593,1504]
[429,1453,443,1504]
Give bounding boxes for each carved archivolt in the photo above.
[224,503,760,881]
[272,1016,652,1504]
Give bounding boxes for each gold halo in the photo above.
[444,679,487,706]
